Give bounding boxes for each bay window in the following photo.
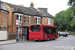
[3,12,7,21]
[16,14,23,23]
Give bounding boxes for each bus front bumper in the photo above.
[29,37,43,40]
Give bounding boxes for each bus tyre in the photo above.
[54,36,56,40]
[47,37,49,41]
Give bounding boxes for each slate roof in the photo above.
[38,9,54,18]
[0,1,9,13]
[1,1,54,18]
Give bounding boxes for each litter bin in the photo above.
[16,37,19,42]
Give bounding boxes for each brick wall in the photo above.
[8,33,17,40]
[1,10,3,30]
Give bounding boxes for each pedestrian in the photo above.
[25,32,27,40]
[19,31,22,41]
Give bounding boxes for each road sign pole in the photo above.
[18,19,19,41]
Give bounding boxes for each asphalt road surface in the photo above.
[0,35,75,50]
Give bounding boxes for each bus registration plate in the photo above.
[34,39,37,40]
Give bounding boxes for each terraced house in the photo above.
[0,1,54,39]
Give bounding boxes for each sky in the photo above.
[1,0,69,16]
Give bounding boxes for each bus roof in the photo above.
[30,24,57,28]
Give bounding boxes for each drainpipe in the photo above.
[0,0,1,9]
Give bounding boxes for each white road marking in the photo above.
[71,47,75,50]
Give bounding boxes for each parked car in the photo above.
[62,32,68,37]
[58,31,64,36]
[59,32,64,36]
[66,32,70,35]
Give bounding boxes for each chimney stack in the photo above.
[18,5,24,7]
[38,8,47,12]
[30,2,34,7]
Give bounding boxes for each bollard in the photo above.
[16,37,19,42]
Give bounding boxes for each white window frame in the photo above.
[14,13,23,23]
[2,11,7,21]
[36,17,41,24]
[5,27,6,30]
[17,27,22,33]
[19,15,22,23]
[48,18,51,25]
[42,17,44,24]
[3,12,4,21]
[24,15,27,23]
[2,27,4,30]
[29,16,31,24]
[5,13,6,21]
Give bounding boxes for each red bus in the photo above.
[29,24,58,40]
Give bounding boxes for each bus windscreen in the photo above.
[30,25,41,32]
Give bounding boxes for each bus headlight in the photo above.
[29,30,30,32]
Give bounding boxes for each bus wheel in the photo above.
[47,37,49,41]
[54,36,56,40]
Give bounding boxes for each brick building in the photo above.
[0,1,54,39]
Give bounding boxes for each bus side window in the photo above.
[48,28,51,34]
[43,27,49,34]
[53,28,56,34]
[43,27,47,33]
[51,28,53,34]
[56,29,58,34]
[47,28,49,34]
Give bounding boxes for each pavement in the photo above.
[0,39,16,45]
[0,39,27,45]
[0,36,67,45]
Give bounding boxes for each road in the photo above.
[0,35,75,50]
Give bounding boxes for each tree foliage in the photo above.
[54,6,75,31]
[68,0,75,6]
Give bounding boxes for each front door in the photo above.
[24,27,29,40]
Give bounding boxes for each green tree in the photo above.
[54,6,74,31]
[68,0,75,6]
[71,17,75,31]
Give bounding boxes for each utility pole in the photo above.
[16,15,20,41]
[18,19,19,41]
